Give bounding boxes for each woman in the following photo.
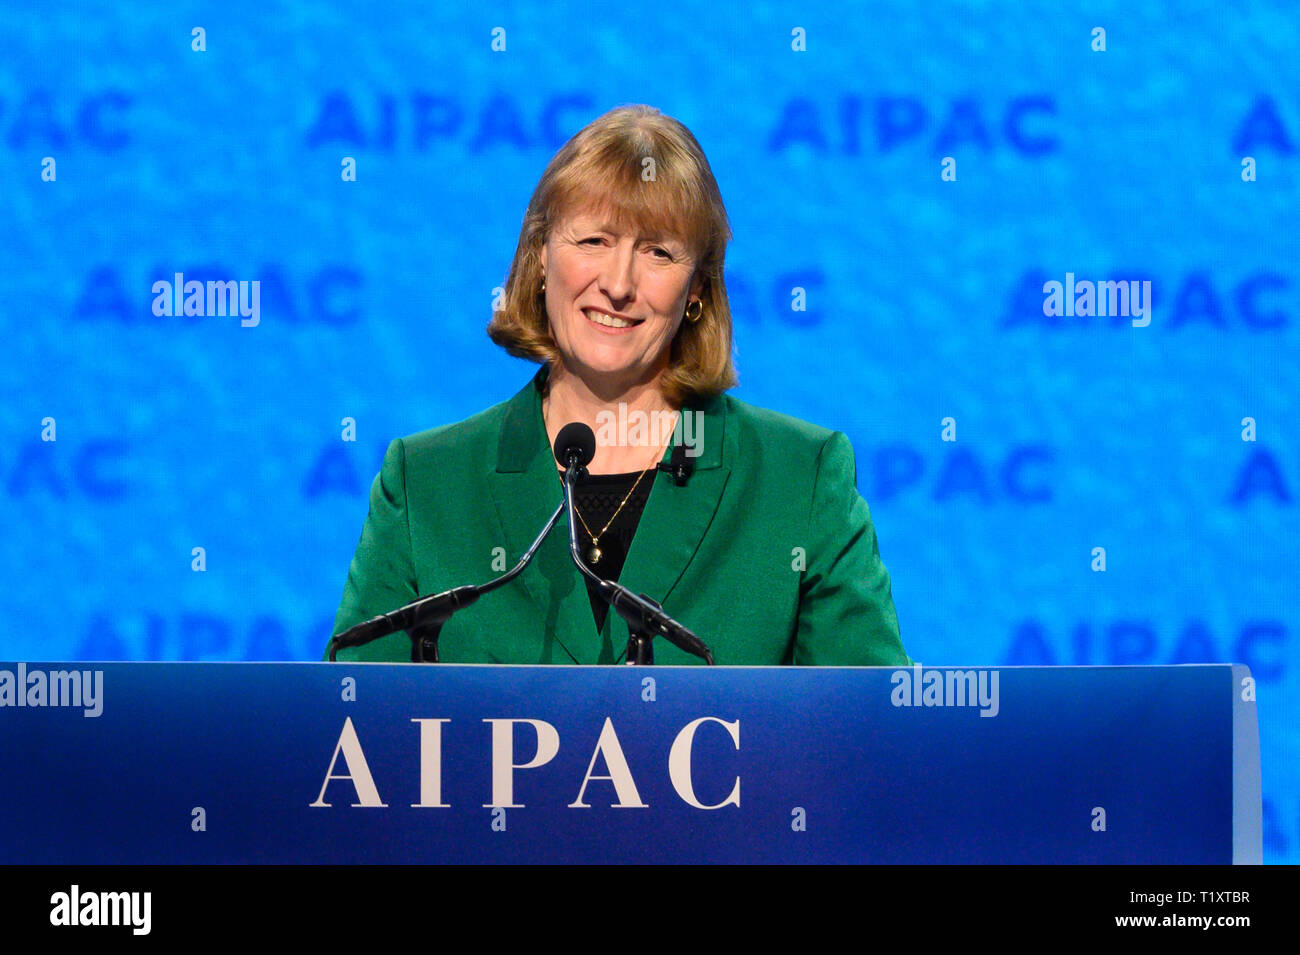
[329,104,908,666]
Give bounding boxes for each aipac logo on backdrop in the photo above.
[1005,269,1287,330]
[890,664,1000,717]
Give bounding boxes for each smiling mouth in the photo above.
[584,309,644,329]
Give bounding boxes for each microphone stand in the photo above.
[328,496,567,662]
[561,453,714,666]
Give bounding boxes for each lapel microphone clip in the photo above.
[656,441,695,486]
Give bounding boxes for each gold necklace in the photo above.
[567,465,654,566]
[546,399,676,565]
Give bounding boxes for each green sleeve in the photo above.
[324,438,420,662]
[793,431,910,666]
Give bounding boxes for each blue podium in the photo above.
[0,662,1260,863]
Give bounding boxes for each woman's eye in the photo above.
[577,236,673,260]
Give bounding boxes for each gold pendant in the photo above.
[588,545,602,565]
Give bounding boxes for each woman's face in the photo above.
[540,204,702,394]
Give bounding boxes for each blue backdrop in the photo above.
[1,1,1295,861]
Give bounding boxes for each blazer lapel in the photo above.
[615,391,731,643]
[485,367,597,664]
[485,367,733,663]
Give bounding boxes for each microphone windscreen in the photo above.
[554,422,597,468]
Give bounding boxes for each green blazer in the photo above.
[328,367,908,666]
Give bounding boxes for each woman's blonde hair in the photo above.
[487,104,737,404]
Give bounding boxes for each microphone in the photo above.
[554,421,596,474]
[596,582,714,666]
[552,423,714,665]
[329,585,481,658]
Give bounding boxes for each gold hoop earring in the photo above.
[685,299,703,323]
[540,277,546,294]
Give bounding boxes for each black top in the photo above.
[570,468,655,633]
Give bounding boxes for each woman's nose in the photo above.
[597,242,638,302]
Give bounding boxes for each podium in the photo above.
[0,661,1260,863]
